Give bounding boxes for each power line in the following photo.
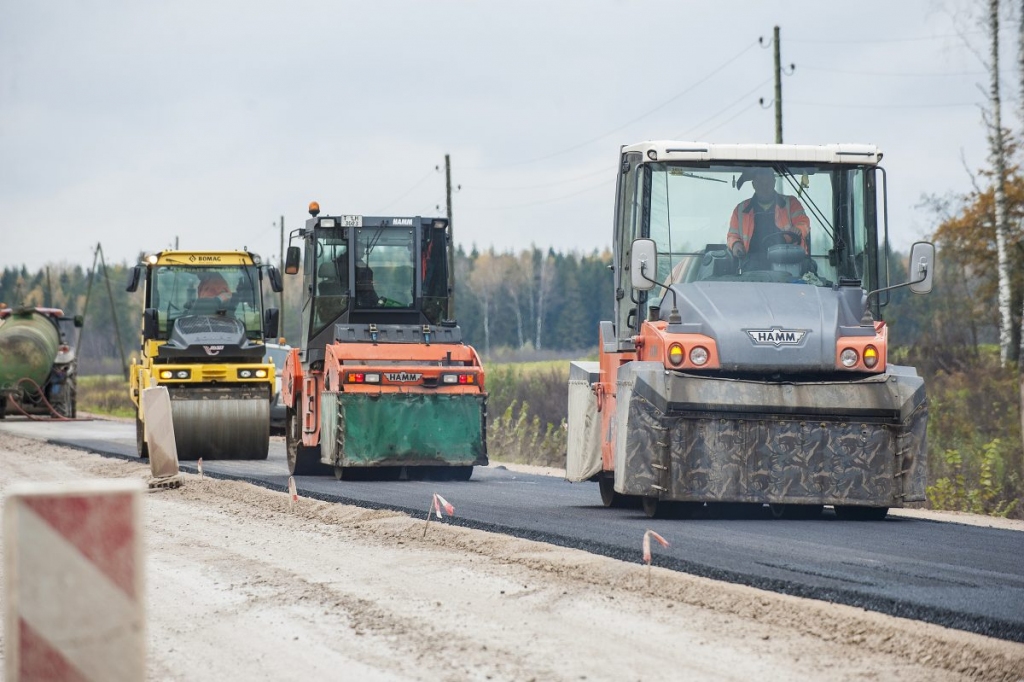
[672,77,772,138]
[468,40,761,171]
[695,101,760,139]
[465,166,609,192]
[374,169,437,213]
[789,99,978,109]
[799,65,984,78]
[787,31,987,45]
[463,176,611,211]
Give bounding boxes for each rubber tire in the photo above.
[135,411,149,460]
[642,497,661,518]
[286,406,331,476]
[770,504,824,520]
[450,466,474,481]
[599,475,636,508]
[834,505,889,521]
[0,396,6,420]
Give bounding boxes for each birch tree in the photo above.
[987,0,1015,368]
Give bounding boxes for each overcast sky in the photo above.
[0,1,1017,271]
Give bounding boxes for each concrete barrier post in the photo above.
[142,385,179,480]
[3,479,146,681]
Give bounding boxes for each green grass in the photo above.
[77,374,135,417]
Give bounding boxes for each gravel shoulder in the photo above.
[2,433,1023,681]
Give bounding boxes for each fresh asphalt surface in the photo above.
[3,417,1022,643]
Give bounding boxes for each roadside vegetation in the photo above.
[77,374,134,418]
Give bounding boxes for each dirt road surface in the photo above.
[2,433,1022,681]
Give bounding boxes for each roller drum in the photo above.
[169,395,270,460]
[0,310,60,393]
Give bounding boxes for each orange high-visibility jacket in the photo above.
[727,194,810,252]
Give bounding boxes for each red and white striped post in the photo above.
[3,480,146,681]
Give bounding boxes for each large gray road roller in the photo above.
[566,141,935,520]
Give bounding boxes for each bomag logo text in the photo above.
[746,328,807,347]
[384,372,422,382]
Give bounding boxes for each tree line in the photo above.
[0,247,613,371]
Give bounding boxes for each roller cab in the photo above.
[127,250,283,460]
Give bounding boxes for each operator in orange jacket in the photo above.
[727,167,810,261]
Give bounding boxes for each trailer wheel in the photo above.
[135,411,149,460]
[834,505,889,521]
[286,405,331,476]
[0,396,6,420]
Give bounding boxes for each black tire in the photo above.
[642,496,661,518]
[834,505,889,521]
[770,504,824,520]
[135,411,149,460]
[0,396,6,420]
[600,475,638,508]
[286,405,331,476]
[450,466,473,481]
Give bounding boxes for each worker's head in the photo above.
[739,167,777,201]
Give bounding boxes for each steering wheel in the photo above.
[761,230,802,248]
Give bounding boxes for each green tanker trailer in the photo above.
[0,306,82,419]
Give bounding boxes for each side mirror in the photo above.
[126,265,142,292]
[143,308,158,340]
[73,315,84,328]
[267,265,284,293]
[630,238,658,291]
[264,307,280,339]
[908,241,935,295]
[285,246,301,275]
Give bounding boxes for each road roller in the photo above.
[0,306,82,418]
[126,250,284,460]
[279,204,487,480]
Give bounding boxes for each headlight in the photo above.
[255,369,268,378]
[667,343,684,366]
[689,346,709,366]
[238,369,253,379]
[160,370,173,379]
[840,348,859,368]
[863,345,879,368]
[175,370,190,379]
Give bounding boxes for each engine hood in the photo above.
[158,314,265,359]
[663,281,874,373]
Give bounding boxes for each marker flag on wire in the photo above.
[197,458,204,479]
[434,493,454,518]
[423,492,455,537]
[288,476,298,509]
[642,529,669,565]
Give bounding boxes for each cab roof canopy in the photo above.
[622,140,883,165]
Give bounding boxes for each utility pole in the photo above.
[279,215,285,342]
[445,153,455,320]
[773,25,783,143]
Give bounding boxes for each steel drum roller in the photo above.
[170,396,269,460]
